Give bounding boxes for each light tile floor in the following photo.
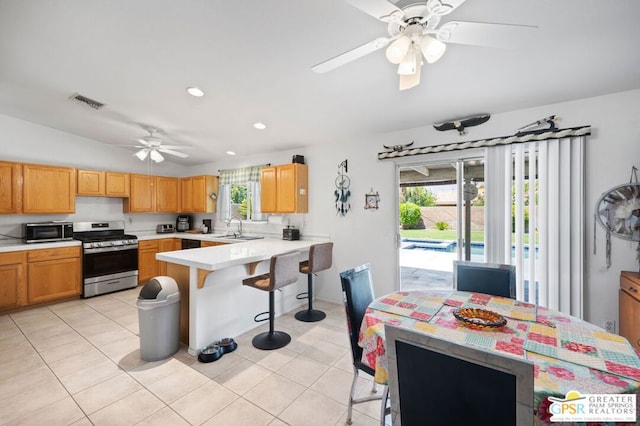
[0,289,388,425]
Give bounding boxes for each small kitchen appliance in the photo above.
[176,215,193,232]
[23,221,73,243]
[156,224,175,234]
[202,219,212,234]
[283,226,300,240]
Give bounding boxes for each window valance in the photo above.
[218,165,266,185]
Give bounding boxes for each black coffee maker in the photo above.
[176,215,193,232]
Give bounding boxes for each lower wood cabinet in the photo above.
[0,251,26,309]
[201,241,229,247]
[26,247,81,304]
[139,238,181,283]
[619,271,640,351]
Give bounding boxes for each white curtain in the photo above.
[485,136,585,316]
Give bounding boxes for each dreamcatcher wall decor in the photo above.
[334,159,351,216]
[594,166,640,270]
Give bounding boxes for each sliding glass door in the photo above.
[397,154,484,291]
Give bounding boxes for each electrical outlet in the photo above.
[603,320,616,333]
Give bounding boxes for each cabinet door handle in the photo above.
[629,286,638,293]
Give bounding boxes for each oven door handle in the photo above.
[83,245,138,254]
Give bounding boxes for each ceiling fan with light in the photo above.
[131,127,192,163]
[312,0,536,90]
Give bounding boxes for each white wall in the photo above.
[2,89,639,328]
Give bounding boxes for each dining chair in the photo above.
[242,252,300,350]
[384,324,534,425]
[295,242,334,322]
[453,260,516,299]
[339,264,389,426]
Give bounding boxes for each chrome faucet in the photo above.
[225,216,243,237]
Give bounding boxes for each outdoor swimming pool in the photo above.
[402,239,538,258]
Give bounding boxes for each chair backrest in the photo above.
[308,242,333,273]
[270,252,300,290]
[385,324,534,425]
[339,263,375,365]
[453,260,516,299]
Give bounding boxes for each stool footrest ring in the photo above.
[253,311,270,323]
[296,292,309,300]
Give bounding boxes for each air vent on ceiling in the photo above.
[69,93,105,110]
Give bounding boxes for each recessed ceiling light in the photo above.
[253,122,266,130]
[187,87,204,97]
[226,151,236,156]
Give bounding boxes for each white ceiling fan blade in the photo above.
[312,37,392,73]
[158,145,195,150]
[345,0,404,23]
[425,0,467,16]
[436,21,537,48]
[158,148,189,158]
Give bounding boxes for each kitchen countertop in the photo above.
[156,238,315,271]
[0,239,81,253]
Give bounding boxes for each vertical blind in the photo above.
[485,136,585,316]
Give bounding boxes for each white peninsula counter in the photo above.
[156,238,316,354]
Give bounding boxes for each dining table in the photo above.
[358,290,640,424]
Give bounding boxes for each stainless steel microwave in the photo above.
[23,221,74,243]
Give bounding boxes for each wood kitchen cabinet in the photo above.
[77,169,130,197]
[0,161,22,214]
[155,176,181,213]
[124,174,155,213]
[124,174,180,213]
[158,238,180,275]
[27,246,81,304]
[138,239,160,283]
[23,163,76,214]
[619,271,640,351]
[0,251,26,310]
[201,241,229,247]
[260,163,308,213]
[181,175,218,213]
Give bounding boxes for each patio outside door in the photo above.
[398,157,485,291]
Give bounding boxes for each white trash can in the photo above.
[137,276,181,361]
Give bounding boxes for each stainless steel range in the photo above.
[73,221,138,298]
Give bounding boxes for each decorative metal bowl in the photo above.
[453,308,507,330]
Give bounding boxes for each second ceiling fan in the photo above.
[312,0,536,90]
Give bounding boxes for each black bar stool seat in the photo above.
[243,252,300,350]
[295,242,333,322]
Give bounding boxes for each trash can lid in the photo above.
[138,276,180,301]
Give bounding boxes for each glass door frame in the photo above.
[394,148,485,291]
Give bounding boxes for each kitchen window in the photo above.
[218,165,267,222]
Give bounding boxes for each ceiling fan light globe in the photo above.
[420,36,446,63]
[399,57,422,90]
[150,150,164,163]
[385,36,411,64]
[134,149,149,161]
[397,45,419,75]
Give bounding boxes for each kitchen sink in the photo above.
[209,234,264,240]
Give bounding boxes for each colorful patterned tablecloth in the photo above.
[359,290,640,424]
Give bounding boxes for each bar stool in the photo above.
[242,251,300,350]
[295,242,333,322]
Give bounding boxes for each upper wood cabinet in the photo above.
[181,175,218,213]
[23,164,76,214]
[77,169,130,197]
[0,161,22,214]
[124,174,155,213]
[260,164,308,213]
[156,176,181,213]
